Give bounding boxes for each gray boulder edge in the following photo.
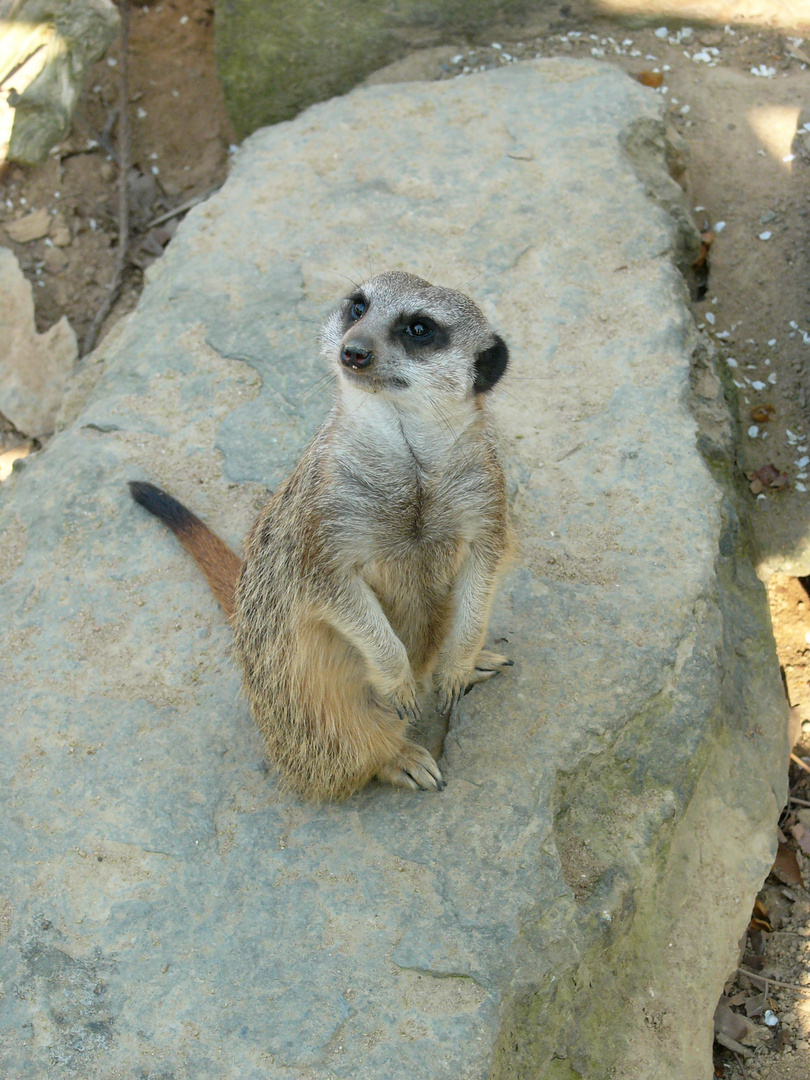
[214,0,530,138]
[0,60,786,1079]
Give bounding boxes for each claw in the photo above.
[378,742,444,792]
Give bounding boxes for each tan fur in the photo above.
[132,272,513,800]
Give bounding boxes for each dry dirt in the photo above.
[2,1,810,1077]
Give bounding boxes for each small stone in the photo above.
[49,211,72,247]
[43,247,68,274]
[100,161,115,182]
[759,210,777,224]
[5,208,51,243]
[699,30,722,46]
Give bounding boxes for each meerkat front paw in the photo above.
[378,741,445,792]
[435,650,513,715]
[435,675,467,718]
[384,679,422,724]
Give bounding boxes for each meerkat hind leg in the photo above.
[466,649,513,688]
[377,741,445,792]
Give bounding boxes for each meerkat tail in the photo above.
[128,481,242,619]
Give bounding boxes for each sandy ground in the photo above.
[1,1,810,1076]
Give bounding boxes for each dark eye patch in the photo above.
[393,313,448,351]
[343,293,368,329]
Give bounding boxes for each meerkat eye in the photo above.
[405,319,434,339]
[348,298,366,321]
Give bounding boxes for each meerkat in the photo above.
[129,271,513,800]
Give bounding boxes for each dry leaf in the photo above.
[636,70,663,88]
[771,841,804,887]
[5,208,51,243]
[715,998,752,1043]
[750,404,775,423]
[747,464,788,493]
[693,231,714,270]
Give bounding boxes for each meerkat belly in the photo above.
[361,531,466,675]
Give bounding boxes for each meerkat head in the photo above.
[319,272,509,404]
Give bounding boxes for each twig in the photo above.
[145,187,219,230]
[790,796,810,807]
[81,0,130,357]
[732,1049,749,1079]
[738,967,810,994]
[790,752,810,774]
[714,1031,752,1058]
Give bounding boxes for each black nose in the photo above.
[341,342,373,370]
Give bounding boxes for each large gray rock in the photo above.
[0,60,787,1078]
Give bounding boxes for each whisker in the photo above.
[495,386,533,413]
[297,371,337,406]
[430,400,471,469]
[451,268,484,293]
[328,267,363,291]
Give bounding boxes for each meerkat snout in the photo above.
[341,340,374,370]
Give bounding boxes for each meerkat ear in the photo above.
[473,335,509,394]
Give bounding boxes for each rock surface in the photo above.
[0,0,120,165]
[0,246,77,435]
[0,60,787,1078]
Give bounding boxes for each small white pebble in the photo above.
[107,56,117,67]
[783,154,795,162]
[751,65,776,78]
[767,338,776,346]
[714,220,725,232]
[768,373,777,384]
[759,231,772,240]
[751,381,766,390]
[654,27,669,39]
[705,311,715,325]
[491,42,502,49]
[748,425,759,438]
[715,331,730,340]
[726,357,738,368]
[798,456,810,468]
[137,107,147,119]
[451,54,463,64]
[797,482,807,492]
[180,13,188,23]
